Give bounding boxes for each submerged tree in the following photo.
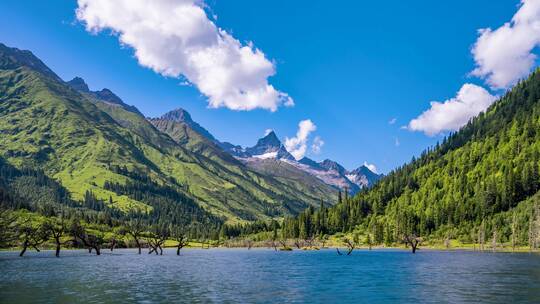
[337,233,359,256]
[147,226,168,255]
[343,237,356,255]
[70,220,105,255]
[17,221,49,257]
[403,234,422,254]
[43,216,69,257]
[491,229,498,252]
[172,228,189,255]
[397,209,422,254]
[125,219,145,254]
[107,229,124,252]
[478,220,486,251]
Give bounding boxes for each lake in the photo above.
[1,248,540,303]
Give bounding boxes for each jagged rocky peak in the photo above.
[299,156,321,169]
[153,108,219,144]
[94,88,123,105]
[66,76,141,115]
[247,131,295,160]
[350,165,376,176]
[67,77,90,92]
[319,159,347,175]
[255,131,281,148]
[159,108,194,123]
[0,43,61,81]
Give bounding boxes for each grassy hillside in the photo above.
[281,69,540,247]
[0,43,336,223]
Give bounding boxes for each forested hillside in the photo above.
[282,69,540,248]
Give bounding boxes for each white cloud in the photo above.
[471,0,540,89]
[363,162,378,174]
[76,0,293,111]
[407,84,497,136]
[285,119,316,160]
[388,118,397,125]
[311,136,324,154]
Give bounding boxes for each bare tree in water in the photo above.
[107,229,124,252]
[172,228,189,255]
[403,234,422,254]
[478,220,486,251]
[397,211,423,254]
[70,220,105,255]
[17,221,49,257]
[43,215,68,257]
[125,219,145,254]
[147,226,168,255]
[293,239,303,249]
[279,239,291,251]
[337,234,359,255]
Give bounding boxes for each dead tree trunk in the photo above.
[19,241,28,257]
[344,239,355,255]
[55,242,61,257]
[404,235,421,254]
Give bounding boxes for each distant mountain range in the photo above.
[150,109,382,194]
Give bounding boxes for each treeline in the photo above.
[0,156,225,242]
[0,154,289,250]
[282,69,540,249]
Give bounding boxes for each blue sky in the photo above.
[0,0,528,173]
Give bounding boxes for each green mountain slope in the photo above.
[0,43,336,223]
[282,69,540,246]
[148,110,338,217]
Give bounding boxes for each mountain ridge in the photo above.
[151,108,382,192]
[0,42,339,223]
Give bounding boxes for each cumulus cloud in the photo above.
[76,0,293,111]
[471,0,540,89]
[363,162,378,174]
[407,84,497,136]
[285,120,317,160]
[311,136,324,154]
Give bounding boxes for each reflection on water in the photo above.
[1,249,540,303]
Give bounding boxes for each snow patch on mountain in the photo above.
[253,151,278,159]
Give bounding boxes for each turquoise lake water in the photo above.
[1,248,540,303]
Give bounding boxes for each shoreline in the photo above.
[2,245,539,254]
